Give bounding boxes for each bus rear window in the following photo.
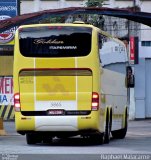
[19,26,92,57]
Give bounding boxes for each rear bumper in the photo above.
[21,110,91,116]
[15,111,100,134]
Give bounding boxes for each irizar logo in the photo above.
[0,15,15,43]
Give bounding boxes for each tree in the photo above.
[85,0,104,7]
[85,0,105,29]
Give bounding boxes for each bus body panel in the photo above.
[101,68,127,131]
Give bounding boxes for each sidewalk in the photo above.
[3,120,18,136]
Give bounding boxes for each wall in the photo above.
[20,0,85,14]
[20,1,34,14]
[0,56,13,76]
[134,58,146,118]
[139,43,151,58]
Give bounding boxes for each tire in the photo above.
[111,109,128,139]
[26,133,41,145]
[89,134,104,145]
[104,110,110,144]
[42,136,52,144]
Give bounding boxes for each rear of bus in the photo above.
[13,23,101,143]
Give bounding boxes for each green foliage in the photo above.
[39,16,65,24]
[85,0,104,7]
[84,0,105,29]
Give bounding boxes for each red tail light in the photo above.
[14,93,21,112]
[91,92,99,111]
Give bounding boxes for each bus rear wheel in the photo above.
[89,134,104,145]
[111,109,128,139]
[26,133,41,145]
[104,110,111,144]
[42,136,52,144]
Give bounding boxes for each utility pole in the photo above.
[17,0,20,15]
[129,0,140,120]
[133,0,136,8]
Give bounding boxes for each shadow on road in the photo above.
[3,120,151,153]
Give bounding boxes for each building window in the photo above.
[141,41,151,47]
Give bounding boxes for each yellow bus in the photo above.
[13,22,132,145]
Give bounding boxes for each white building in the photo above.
[20,0,151,119]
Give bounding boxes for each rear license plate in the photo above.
[47,110,64,115]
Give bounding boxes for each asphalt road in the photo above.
[0,120,151,160]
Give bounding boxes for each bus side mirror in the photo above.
[125,66,135,88]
